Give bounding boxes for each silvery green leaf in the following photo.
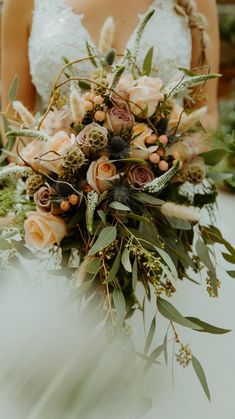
[105,248,121,284]
[85,257,101,275]
[88,226,117,256]
[121,248,132,273]
[8,74,19,103]
[143,47,154,76]
[132,258,138,291]
[157,298,203,330]
[192,355,211,401]
[154,246,178,280]
[109,202,131,211]
[144,315,156,355]
[186,317,230,334]
[113,288,126,325]
[200,148,227,165]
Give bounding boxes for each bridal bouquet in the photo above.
[1,11,234,400]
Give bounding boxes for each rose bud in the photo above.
[127,164,155,189]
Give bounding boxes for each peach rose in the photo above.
[169,103,207,133]
[131,123,158,160]
[42,131,72,174]
[128,76,164,118]
[24,211,67,250]
[20,140,46,172]
[41,107,72,136]
[87,156,117,194]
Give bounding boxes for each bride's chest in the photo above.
[28,0,192,105]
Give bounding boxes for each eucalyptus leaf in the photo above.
[143,47,154,76]
[8,74,19,103]
[98,210,106,224]
[132,258,138,291]
[109,201,131,211]
[0,238,11,250]
[196,239,215,273]
[134,192,164,206]
[154,246,178,280]
[186,317,230,334]
[105,247,121,283]
[113,288,126,325]
[222,252,235,264]
[85,257,101,275]
[86,41,98,68]
[144,344,164,372]
[157,298,203,330]
[200,148,227,166]
[163,333,168,365]
[144,315,156,355]
[88,226,117,256]
[227,271,235,279]
[192,355,211,401]
[121,248,132,273]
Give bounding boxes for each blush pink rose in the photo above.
[128,76,164,118]
[87,156,117,194]
[24,211,67,250]
[106,107,135,133]
[110,74,133,108]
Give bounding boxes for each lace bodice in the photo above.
[29,0,192,108]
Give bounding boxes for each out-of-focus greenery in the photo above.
[219,6,235,44]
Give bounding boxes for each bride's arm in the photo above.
[192,0,220,129]
[1,0,36,116]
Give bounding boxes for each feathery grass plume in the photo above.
[161,202,200,221]
[166,73,221,97]
[133,9,155,60]
[0,165,33,183]
[86,190,99,234]
[69,88,85,123]
[99,16,115,54]
[0,271,154,419]
[12,101,35,128]
[6,129,50,142]
[143,160,180,194]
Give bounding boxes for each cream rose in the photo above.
[24,211,67,250]
[41,107,72,136]
[42,131,72,174]
[128,76,164,118]
[131,123,158,160]
[87,156,117,194]
[169,103,207,133]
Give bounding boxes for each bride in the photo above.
[1,0,219,128]
[2,1,234,419]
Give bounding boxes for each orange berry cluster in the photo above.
[60,194,79,212]
[148,134,183,172]
[83,92,106,122]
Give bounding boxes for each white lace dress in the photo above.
[27,1,235,418]
[28,0,192,107]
